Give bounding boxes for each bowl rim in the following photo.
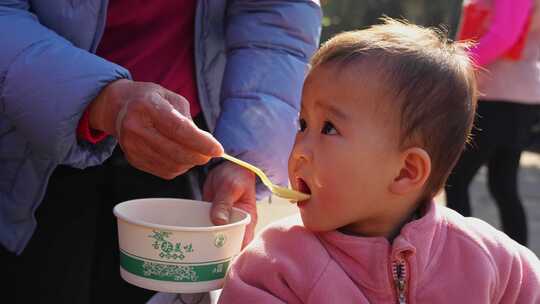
[113,198,251,232]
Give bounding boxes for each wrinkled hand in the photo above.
[88,79,223,179]
[203,162,257,248]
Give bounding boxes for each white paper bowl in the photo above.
[113,198,250,293]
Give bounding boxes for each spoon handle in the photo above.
[221,153,273,189]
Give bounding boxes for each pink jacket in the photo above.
[219,202,540,303]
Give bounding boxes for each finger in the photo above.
[121,135,190,179]
[127,150,188,180]
[203,174,216,203]
[137,125,212,167]
[120,104,211,166]
[209,180,244,226]
[228,181,257,247]
[238,202,257,248]
[124,153,175,180]
[242,222,256,248]
[126,156,172,180]
[150,96,224,157]
[161,89,191,119]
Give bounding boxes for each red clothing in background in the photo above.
[97,0,200,117]
[78,0,200,143]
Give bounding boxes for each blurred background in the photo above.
[319,0,463,41]
[257,0,540,257]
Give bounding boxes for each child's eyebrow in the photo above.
[315,100,348,120]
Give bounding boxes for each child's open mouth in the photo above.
[295,177,311,205]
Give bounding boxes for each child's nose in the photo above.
[290,138,311,164]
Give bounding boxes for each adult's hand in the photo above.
[88,79,223,179]
[203,162,257,248]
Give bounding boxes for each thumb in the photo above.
[209,185,242,226]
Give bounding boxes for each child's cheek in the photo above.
[313,168,324,189]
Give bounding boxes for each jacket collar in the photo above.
[316,201,445,291]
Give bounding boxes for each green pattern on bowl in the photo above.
[120,250,231,282]
[149,230,194,260]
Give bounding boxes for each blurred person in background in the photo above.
[0,1,321,303]
[445,0,540,246]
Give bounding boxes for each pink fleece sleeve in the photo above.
[218,220,329,304]
[218,258,290,304]
[494,244,540,303]
[469,0,532,67]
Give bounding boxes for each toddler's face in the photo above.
[288,64,404,235]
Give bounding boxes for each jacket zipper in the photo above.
[392,257,409,304]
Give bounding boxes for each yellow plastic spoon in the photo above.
[221,153,311,202]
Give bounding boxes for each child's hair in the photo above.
[310,17,478,199]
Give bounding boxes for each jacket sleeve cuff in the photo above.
[76,108,109,144]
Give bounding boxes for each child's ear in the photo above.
[389,147,431,195]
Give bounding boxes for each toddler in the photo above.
[218,18,540,303]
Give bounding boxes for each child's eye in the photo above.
[298,118,307,132]
[321,121,338,135]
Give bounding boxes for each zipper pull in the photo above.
[392,259,408,304]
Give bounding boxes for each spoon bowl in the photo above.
[270,185,311,201]
[221,153,310,202]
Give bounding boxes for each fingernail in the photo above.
[215,209,230,223]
